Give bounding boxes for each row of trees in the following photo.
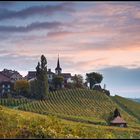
[14,55,108,100]
[14,74,85,99]
[51,72,103,90]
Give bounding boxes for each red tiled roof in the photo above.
[2,69,22,78]
[0,72,11,82]
[111,116,127,124]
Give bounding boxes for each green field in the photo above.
[0,89,140,138]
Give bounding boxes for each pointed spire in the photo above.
[55,54,62,72]
[57,54,60,69]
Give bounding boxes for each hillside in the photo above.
[0,89,139,126]
[0,105,140,139]
[131,98,140,103]
[112,95,140,121]
[16,89,139,125]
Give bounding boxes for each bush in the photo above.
[14,80,30,98]
[102,89,110,96]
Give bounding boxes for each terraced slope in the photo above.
[1,105,140,139]
[17,89,138,124]
[112,95,140,120]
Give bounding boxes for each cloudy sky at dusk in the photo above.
[0,1,140,98]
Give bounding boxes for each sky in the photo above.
[0,1,140,98]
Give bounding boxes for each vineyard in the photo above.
[0,89,140,126]
[16,89,139,124]
[0,98,31,108]
[0,89,140,138]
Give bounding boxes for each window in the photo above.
[2,85,5,88]
[48,75,52,79]
[8,85,10,88]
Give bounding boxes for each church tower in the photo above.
[55,55,62,75]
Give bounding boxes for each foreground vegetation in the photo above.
[0,89,140,138]
[0,105,140,139]
[0,89,140,125]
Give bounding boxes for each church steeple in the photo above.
[55,54,62,75]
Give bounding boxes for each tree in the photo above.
[53,75,64,90]
[113,108,121,118]
[65,82,75,89]
[86,72,103,89]
[104,111,114,125]
[29,79,37,99]
[72,74,84,88]
[104,108,121,125]
[35,55,49,99]
[102,89,110,96]
[14,80,30,97]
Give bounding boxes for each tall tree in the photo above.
[35,55,49,99]
[86,72,103,89]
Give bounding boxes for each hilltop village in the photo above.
[0,55,110,98]
[26,56,73,90]
[0,56,73,97]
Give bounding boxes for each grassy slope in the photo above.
[112,95,140,121]
[131,98,140,103]
[0,105,140,139]
[17,89,139,125]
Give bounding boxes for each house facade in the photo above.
[0,72,13,97]
[27,69,55,82]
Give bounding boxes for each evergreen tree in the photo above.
[35,55,49,99]
[113,108,121,118]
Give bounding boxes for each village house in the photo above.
[110,116,127,127]
[0,72,14,97]
[110,109,127,127]
[26,69,55,82]
[1,69,23,82]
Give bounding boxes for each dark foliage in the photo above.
[86,72,103,89]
